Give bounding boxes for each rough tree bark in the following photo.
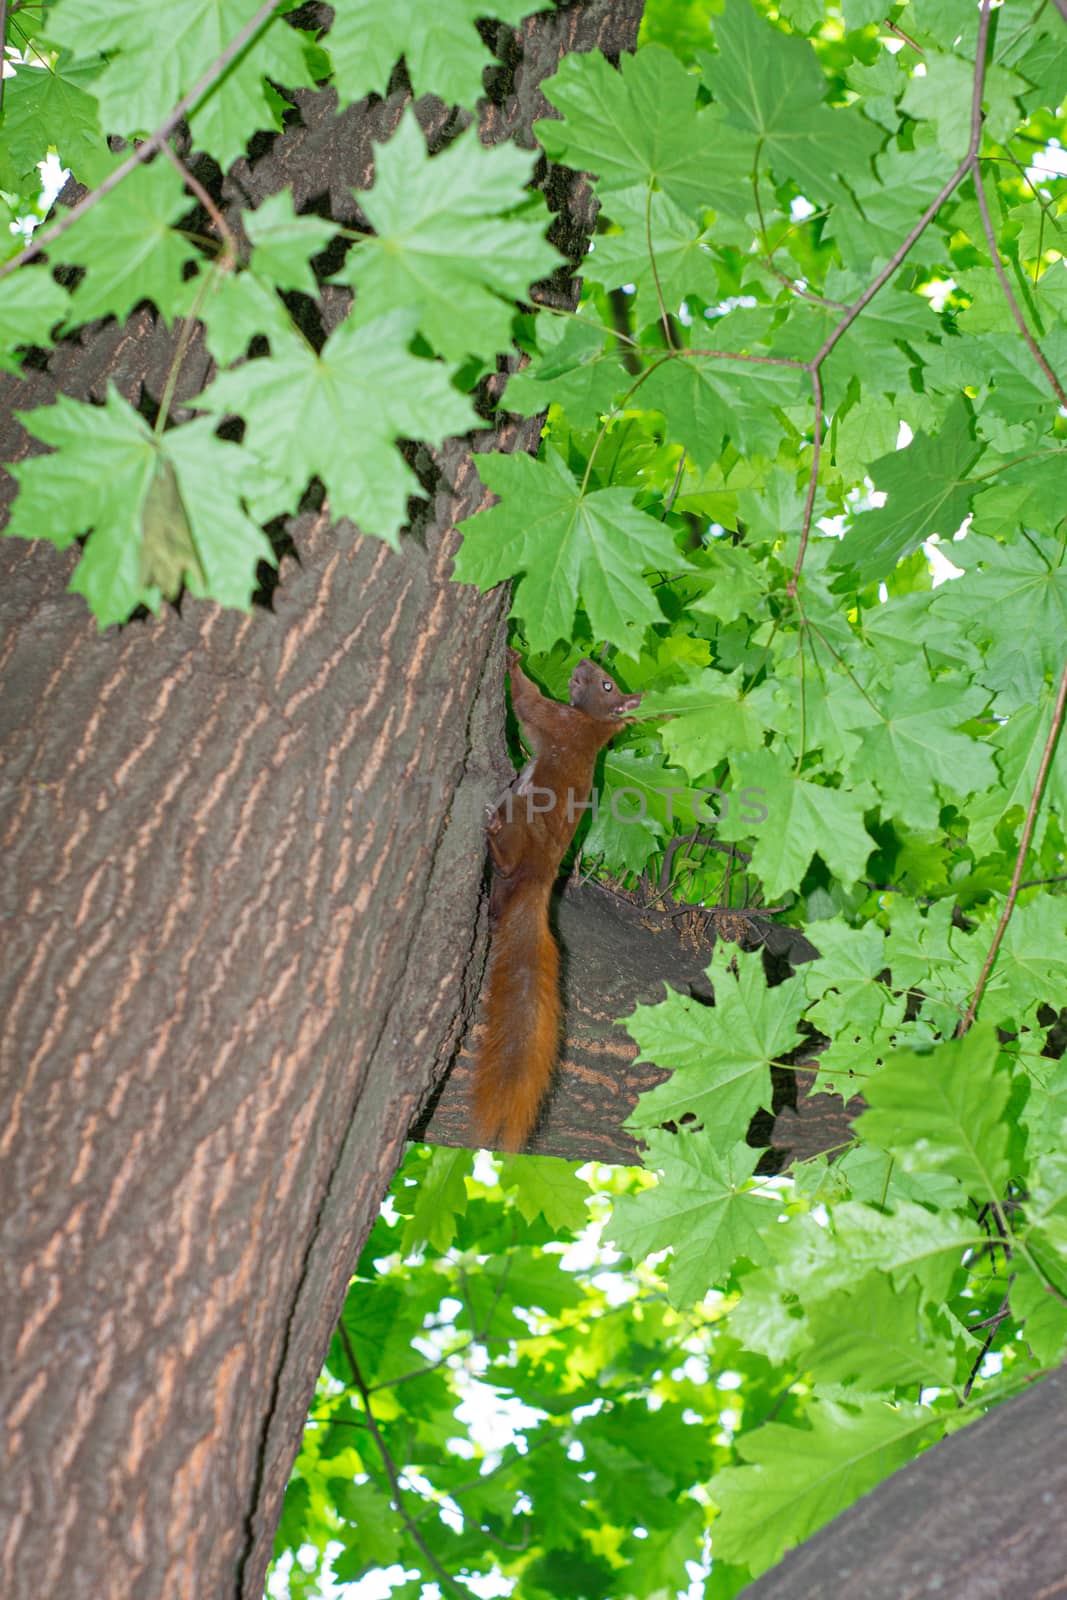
[0,6,643,1597]
[743,1364,1067,1599]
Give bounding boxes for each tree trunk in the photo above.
[0,6,643,1597]
[742,1365,1067,1599]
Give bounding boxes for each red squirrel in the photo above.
[473,648,643,1151]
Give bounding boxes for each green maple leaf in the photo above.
[5,391,273,626]
[901,49,1028,155]
[856,1023,1012,1199]
[54,160,198,326]
[643,668,778,775]
[535,45,751,221]
[499,1155,590,1233]
[608,1131,777,1304]
[932,529,1067,681]
[50,0,313,170]
[710,1398,937,1575]
[502,316,627,419]
[827,140,951,272]
[700,0,882,203]
[243,188,339,295]
[802,921,901,1091]
[1010,1263,1067,1366]
[0,57,110,188]
[716,749,877,899]
[803,1272,959,1391]
[196,187,334,366]
[453,447,689,655]
[832,399,985,583]
[194,191,339,368]
[966,686,1067,854]
[197,272,298,367]
[623,951,803,1144]
[0,270,70,367]
[587,185,715,326]
[324,0,532,107]
[197,307,479,545]
[689,540,769,624]
[849,670,997,830]
[984,897,1067,1015]
[398,1148,472,1255]
[639,352,805,468]
[336,110,559,362]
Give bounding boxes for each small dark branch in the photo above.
[790,362,823,596]
[160,142,237,271]
[0,0,283,283]
[962,1281,1014,1402]
[339,1321,469,1599]
[1017,874,1067,889]
[958,659,1067,1036]
[884,18,924,52]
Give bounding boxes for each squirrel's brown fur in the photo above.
[473,651,641,1151]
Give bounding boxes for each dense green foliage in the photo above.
[3,0,1067,1594]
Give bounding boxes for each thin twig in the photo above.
[645,181,675,351]
[0,0,283,284]
[970,149,1067,407]
[662,448,686,518]
[751,162,844,309]
[684,346,805,368]
[962,1280,1014,1401]
[789,0,997,591]
[159,142,237,271]
[789,363,823,596]
[884,18,924,53]
[957,659,1067,1036]
[338,1321,468,1600]
[150,147,240,432]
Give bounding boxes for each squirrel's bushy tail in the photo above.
[473,878,560,1151]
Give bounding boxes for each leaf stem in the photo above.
[957,658,1067,1036]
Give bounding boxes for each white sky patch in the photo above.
[925,537,966,586]
[920,277,957,313]
[1028,139,1067,183]
[453,1378,547,1457]
[896,419,913,449]
[790,195,816,221]
[40,150,68,207]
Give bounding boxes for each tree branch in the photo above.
[339,1320,469,1600]
[0,0,283,284]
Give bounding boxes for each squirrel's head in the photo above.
[568,658,643,720]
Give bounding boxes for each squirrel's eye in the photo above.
[602,679,613,692]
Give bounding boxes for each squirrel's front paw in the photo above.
[505,646,521,669]
[485,804,504,835]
